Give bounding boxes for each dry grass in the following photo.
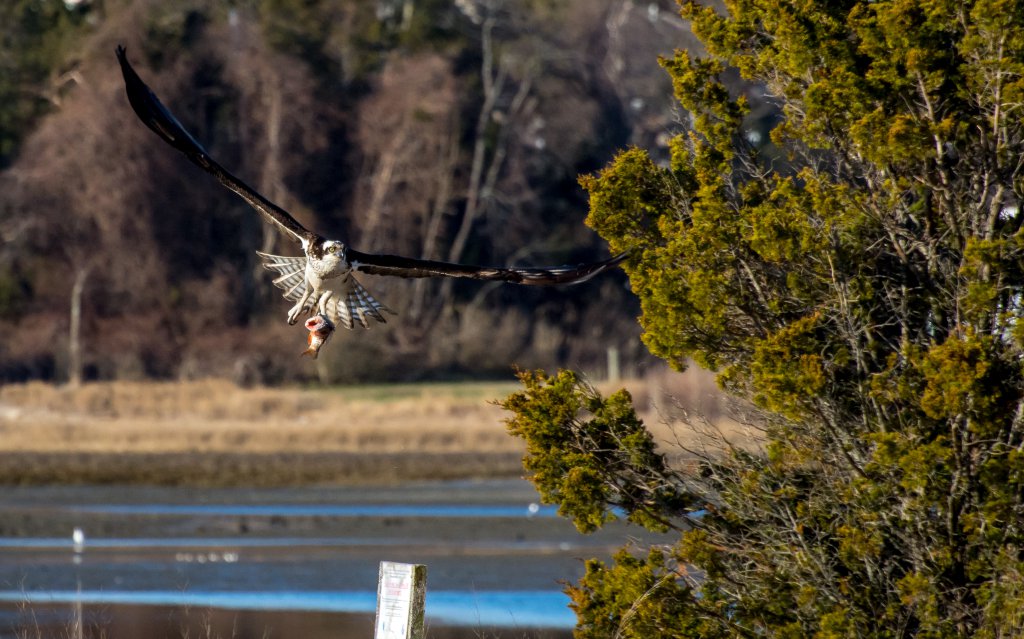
[0,369,755,485]
[0,379,522,455]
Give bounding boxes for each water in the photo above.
[0,590,569,628]
[0,480,663,638]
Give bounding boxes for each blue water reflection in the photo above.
[0,589,574,628]
[0,480,666,634]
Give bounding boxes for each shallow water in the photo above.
[0,479,663,638]
[65,502,560,518]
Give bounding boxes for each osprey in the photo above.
[116,47,627,329]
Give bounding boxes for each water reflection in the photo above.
[0,480,665,639]
[0,589,572,628]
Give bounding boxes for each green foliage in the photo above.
[749,313,827,419]
[503,0,1024,635]
[569,548,706,639]
[501,369,695,533]
[138,3,214,67]
[257,0,356,80]
[0,0,93,166]
[257,0,464,85]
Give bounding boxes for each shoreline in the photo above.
[0,450,526,486]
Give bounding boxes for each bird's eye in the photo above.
[327,245,337,254]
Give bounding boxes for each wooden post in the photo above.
[374,561,427,639]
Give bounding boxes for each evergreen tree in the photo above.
[502,0,1024,635]
[0,0,93,167]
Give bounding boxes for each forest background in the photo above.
[0,0,727,385]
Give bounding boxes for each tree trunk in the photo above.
[68,266,90,387]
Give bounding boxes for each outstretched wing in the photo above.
[346,250,628,286]
[116,46,314,246]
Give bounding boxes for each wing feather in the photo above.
[281,278,307,301]
[116,46,315,246]
[331,293,353,330]
[357,285,387,323]
[347,250,628,286]
[258,252,312,305]
[350,292,367,328]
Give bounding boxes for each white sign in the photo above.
[375,561,426,639]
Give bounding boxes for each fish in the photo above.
[302,313,335,359]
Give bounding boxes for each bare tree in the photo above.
[216,12,324,275]
[0,0,651,381]
[67,264,91,386]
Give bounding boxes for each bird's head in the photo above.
[307,239,346,264]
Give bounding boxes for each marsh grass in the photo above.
[0,369,745,485]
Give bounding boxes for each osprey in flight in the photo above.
[116,47,626,329]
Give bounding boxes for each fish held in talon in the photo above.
[302,314,335,359]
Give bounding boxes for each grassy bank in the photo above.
[0,371,745,485]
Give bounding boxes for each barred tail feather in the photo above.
[327,276,394,329]
[352,282,388,324]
